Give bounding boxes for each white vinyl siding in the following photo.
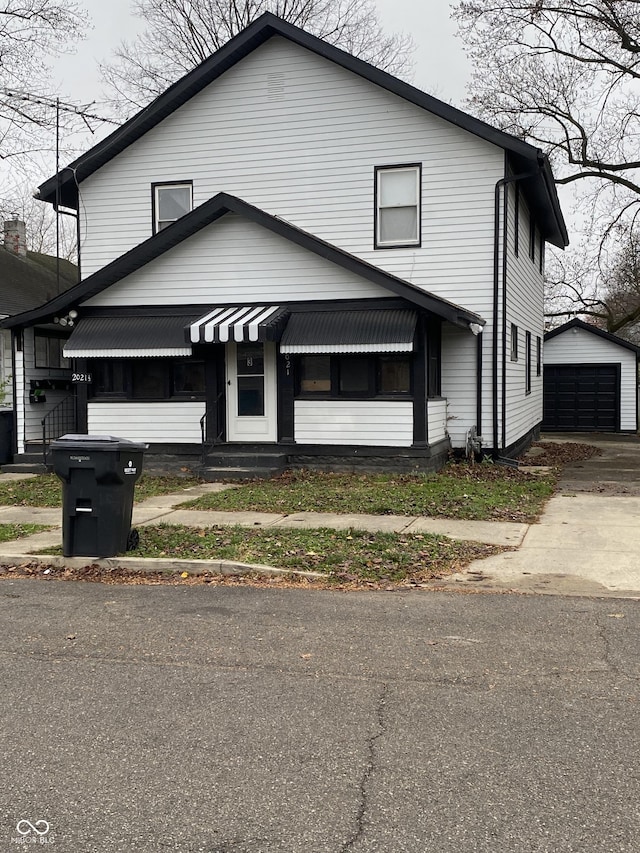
[20,327,73,448]
[504,182,545,448]
[14,345,25,454]
[77,36,502,320]
[545,328,637,431]
[441,323,478,448]
[294,400,413,446]
[427,398,447,444]
[84,215,390,307]
[87,401,205,443]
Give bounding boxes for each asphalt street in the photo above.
[1,579,639,852]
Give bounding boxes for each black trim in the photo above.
[544,318,640,354]
[35,14,567,246]
[514,183,519,257]
[476,331,483,438]
[525,330,532,395]
[277,351,295,442]
[151,180,193,235]
[2,194,485,332]
[536,335,541,376]
[373,163,422,250]
[74,358,88,432]
[412,316,427,447]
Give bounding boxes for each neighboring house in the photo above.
[543,319,639,433]
[1,14,568,473]
[0,219,77,404]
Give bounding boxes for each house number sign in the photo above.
[71,372,93,383]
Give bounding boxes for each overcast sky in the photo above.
[52,0,471,114]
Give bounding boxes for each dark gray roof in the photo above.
[35,13,568,248]
[2,194,485,331]
[545,318,640,355]
[0,249,78,317]
[281,309,416,352]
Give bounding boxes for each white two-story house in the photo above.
[3,13,568,473]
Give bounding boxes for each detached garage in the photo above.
[543,319,639,433]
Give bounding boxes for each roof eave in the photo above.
[37,12,559,216]
[2,192,485,332]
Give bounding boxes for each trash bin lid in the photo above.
[50,434,148,451]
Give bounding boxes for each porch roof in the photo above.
[62,315,199,357]
[189,305,289,344]
[280,309,417,353]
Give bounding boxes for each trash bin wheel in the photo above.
[126,528,140,551]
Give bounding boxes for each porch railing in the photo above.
[41,394,77,465]
[200,390,225,466]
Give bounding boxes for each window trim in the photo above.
[374,163,422,249]
[510,323,519,362]
[529,215,536,263]
[151,180,193,235]
[34,331,70,370]
[536,336,542,377]
[525,331,532,395]
[295,353,413,400]
[538,233,545,274]
[89,357,206,401]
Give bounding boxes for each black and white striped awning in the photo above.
[189,305,289,344]
[280,309,417,354]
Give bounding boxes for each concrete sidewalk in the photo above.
[442,435,640,598]
[3,435,640,598]
[0,480,528,559]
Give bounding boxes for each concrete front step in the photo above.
[200,465,285,482]
[1,462,49,474]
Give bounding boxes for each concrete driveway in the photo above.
[444,433,640,598]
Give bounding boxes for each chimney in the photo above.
[3,219,27,258]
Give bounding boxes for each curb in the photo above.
[0,553,326,580]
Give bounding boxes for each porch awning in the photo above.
[279,309,417,354]
[62,315,198,358]
[189,305,289,344]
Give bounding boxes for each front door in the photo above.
[226,341,277,441]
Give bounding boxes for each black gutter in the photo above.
[476,330,483,442]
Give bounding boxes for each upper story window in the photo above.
[152,182,193,233]
[375,164,421,248]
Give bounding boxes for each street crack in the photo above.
[340,682,388,852]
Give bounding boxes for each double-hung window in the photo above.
[375,165,421,248]
[153,182,193,233]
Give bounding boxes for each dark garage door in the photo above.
[543,364,620,431]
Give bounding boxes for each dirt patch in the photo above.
[518,441,602,467]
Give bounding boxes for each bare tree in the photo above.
[0,183,77,260]
[453,1,640,333]
[102,0,415,114]
[0,0,88,165]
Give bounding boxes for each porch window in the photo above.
[89,358,205,400]
[375,165,421,248]
[296,354,412,398]
[152,182,193,233]
[34,332,69,369]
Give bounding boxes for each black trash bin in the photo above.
[50,434,148,558]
